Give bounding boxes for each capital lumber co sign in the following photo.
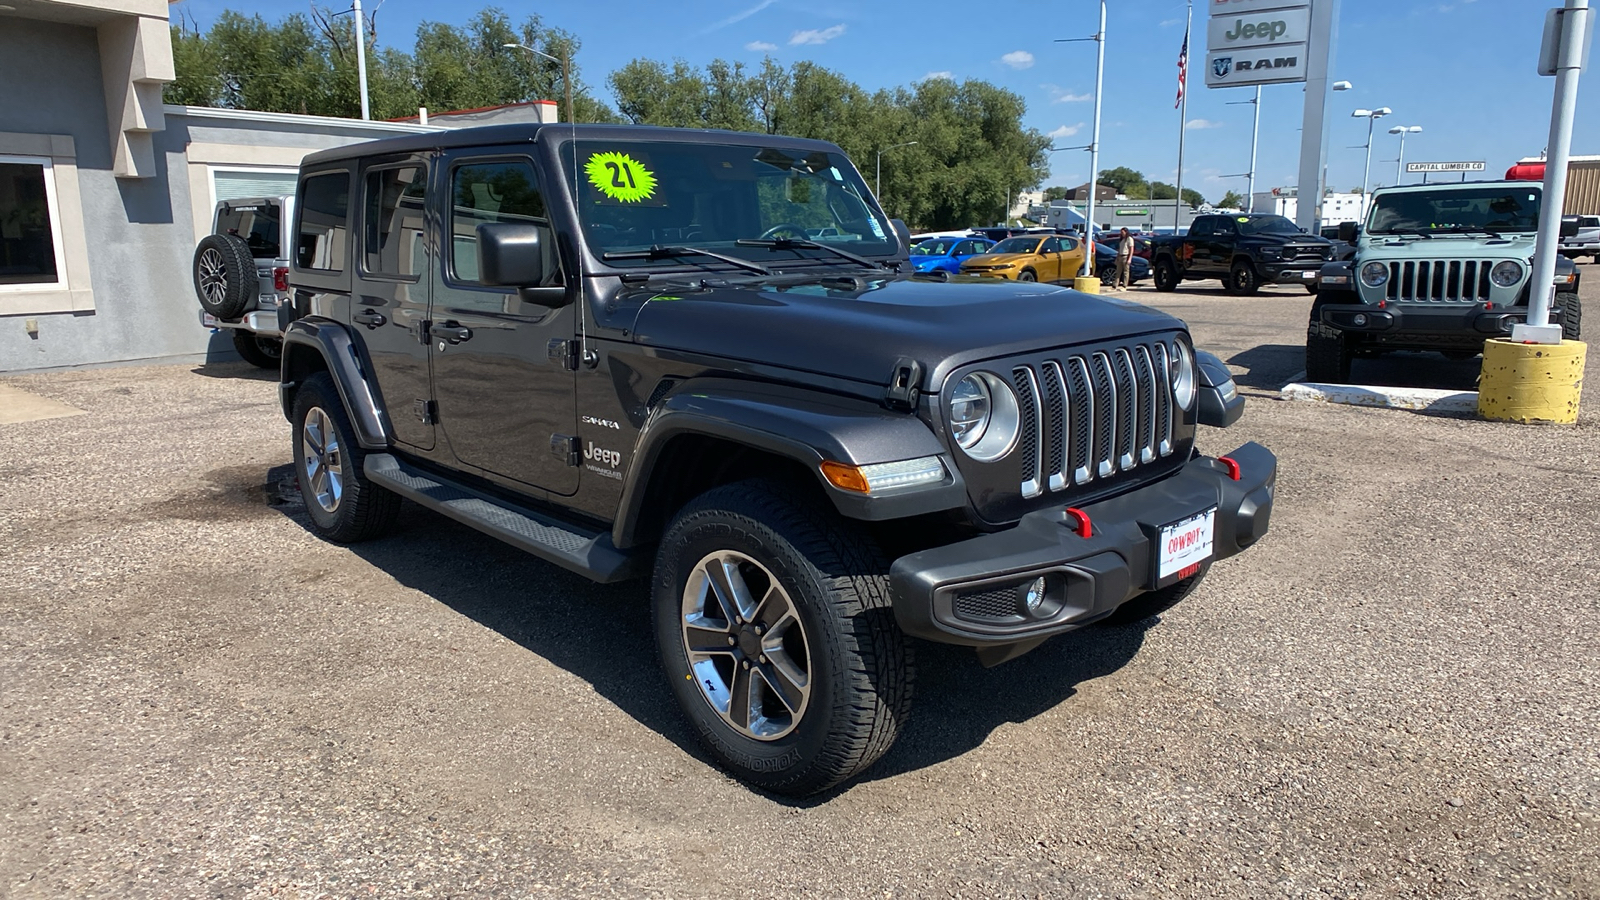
[1405,161,1487,173]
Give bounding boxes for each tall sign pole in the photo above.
[1174,1,1191,231]
[1516,0,1592,343]
[1247,85,1261,211]
[352,0,371,120]
[1294,0,1337,231]
[1081,0,1106,279]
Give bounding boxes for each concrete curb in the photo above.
[1280,381,1480,413]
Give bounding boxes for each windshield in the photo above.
[910,239,956,256]
[991,236,1043,254]
[1237,215,1300,236]
[1368,187,1541,234]
[568,140,896,267]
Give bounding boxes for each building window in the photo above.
[0,156,67,292]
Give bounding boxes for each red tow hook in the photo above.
[1217,456,1242,481]
[1064,507,1093,539]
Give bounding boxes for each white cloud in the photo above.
[1049,123,1084,141]
[745,40,778,51]
[1043,83,1092,103]
[704,0,777,33]
[789,24,846,45]
[1185,118,1223,130]
[1159,17,1182,26]
[923,71,954,81]
[1001,50,1035,70]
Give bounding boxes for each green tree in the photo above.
[1098,167,1149,199]
[1218,189,1244,209]
[1149,181,1176,200]
[1181,187,1205,208]
[1043,186,1071,202]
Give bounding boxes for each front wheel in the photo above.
[1098,265,1116,287]
[1017,269,1037,283]
[291,372,401,543]
[1153,259,1178,292]
[932,268,951,282]
[1556,291,1582,340]
[232,330,282,369]
[1228,260,1261,295]
[1305,323,1353,383]
[652,481,913,797]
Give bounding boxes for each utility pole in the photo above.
[1081,0,1106,280]
[1517,0,1591,342]
[1248,86,1261,211]
[351,0,370,120]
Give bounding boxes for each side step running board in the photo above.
[364,453,639,583]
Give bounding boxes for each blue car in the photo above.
[910,236,994,280]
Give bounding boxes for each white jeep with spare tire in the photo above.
[192,196,294,368]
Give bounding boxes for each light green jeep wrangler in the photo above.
[1308,181,1583,383]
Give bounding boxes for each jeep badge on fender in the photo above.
[274,123,1277,797]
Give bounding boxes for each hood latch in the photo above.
[883,357,923,411]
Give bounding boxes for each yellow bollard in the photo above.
[1477,338,1586,424]
[1072,276,1101,294]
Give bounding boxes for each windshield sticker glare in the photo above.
[585,151,658,204]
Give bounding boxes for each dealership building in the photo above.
[0,0,440,373]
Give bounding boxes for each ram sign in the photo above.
[1204,43,1309,87]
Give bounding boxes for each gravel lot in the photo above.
[3,273,1597,898]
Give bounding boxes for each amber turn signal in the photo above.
[820,461,871,493]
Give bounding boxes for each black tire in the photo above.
[932,268,951,282]
[1441,350,1479,362]
[1228,259,1261,295]
[652,480,913,797]
[232,330,282,369]
[1017,269,1037,283]
[1098,265,1116,287]
[1305,322,1353,383]
[1556,291,1581,341]
[291,372,400,543]
[193,233,258,319]
[1100,562,1210,625]
[1153,258,1178,292]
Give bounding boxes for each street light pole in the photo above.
[875,140,918,200]
[503,42,574,124]
[1055,0,1106,280]
[1388,125,1421,184]
[1227,86,1262,211]
[351,0,370,119]
[1352,107,1390,213]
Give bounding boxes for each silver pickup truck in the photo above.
[1561,214,1600,261]
[192,196,295,368]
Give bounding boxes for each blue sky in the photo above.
[170,0,1595,203]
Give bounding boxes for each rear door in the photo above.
[352,157,435,451]
[426,151,579,496]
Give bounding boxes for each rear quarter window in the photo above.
[295,171,350,272]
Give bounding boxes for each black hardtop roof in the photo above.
[300,123,847,168]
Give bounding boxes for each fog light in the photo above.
[1022,577,1047,613]
[1352,313,1367,326]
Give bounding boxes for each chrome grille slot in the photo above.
[1012,367,1043,499]
[1000,339,1179,499]
[1386,258,1496,302]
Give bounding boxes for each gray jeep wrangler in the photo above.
[1309,181,1582,382]
[275,123,1277,796]
[192,196,296,368]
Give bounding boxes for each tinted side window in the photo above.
[1040,237,1061,253]
[1214,218,1238,235]
[216,202,281,259]
[1189,218,1213,237]
[450,161,561,287]
[363,166,426,278]
[296,173,349,271]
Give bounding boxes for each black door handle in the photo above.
[430,322,473,343]
[354,309,387,328]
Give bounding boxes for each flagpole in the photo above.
[1173,0,1191,231]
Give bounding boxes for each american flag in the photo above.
[1174,31,1189,109]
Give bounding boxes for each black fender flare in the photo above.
[613,378,966,549]
[278,317,393,450]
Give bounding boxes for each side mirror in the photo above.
[1560,217,1579,238]
[1195,349,1245,428]
[890,218,912,252]
[1337,221,1358,243]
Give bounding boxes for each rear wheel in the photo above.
[1228,260,1261,295]
[232,330,282,369]
[1556,291,1581,340]
[192,233,257,319]
[652,480,913,797]
[1153,258,1178,292]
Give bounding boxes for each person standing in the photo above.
[1113,227,1134,290]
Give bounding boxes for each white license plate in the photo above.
[202,313,219,327]
[1301,270,1318,279]
[1158,508,1215,579]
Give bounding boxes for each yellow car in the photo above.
[958,234,1088,283]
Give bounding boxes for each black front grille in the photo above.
[1283,244,1331,263]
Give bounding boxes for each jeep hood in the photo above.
[1357,232,1535,259]
[624,275,1184,388]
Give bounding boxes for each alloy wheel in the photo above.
[301,406,344,514]
[198,248,227,305]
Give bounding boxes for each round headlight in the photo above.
[1491,260,1523,287]
[948,372,1019,462]
[1360,261,1389,287]
[1169,339,1197,410]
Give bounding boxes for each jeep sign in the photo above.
[1204,43,1309,87]
[1206,6,1311,50]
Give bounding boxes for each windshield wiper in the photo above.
[1377,228,1432,239]
[601,245,771,275]
[1431,225,1505,239]
[736,237,887,270]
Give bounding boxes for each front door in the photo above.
[1205,217,1238,273]
[1038,236,1065,282]
[351,159,434,450]
[427,153,579,496]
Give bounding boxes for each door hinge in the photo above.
[547,338,579,371]
[550,434,580,466]
[414,319,432,345]
[883,357,923,411]
[414,399,437,424]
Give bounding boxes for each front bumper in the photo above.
[890,442,1276,647]
[1260,262,1326,284]
[1316,302,1529,347]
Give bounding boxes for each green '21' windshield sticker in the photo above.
[585,151,657,203]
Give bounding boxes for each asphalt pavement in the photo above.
[2,272,1597,898]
